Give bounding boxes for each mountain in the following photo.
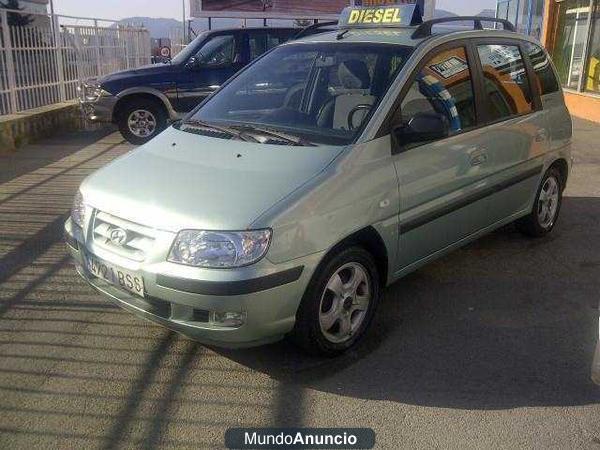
[115,17,182,39]
[116,17,297,39]
[434,9,458,18]
[477,9,497,18]
[118,9,498,39]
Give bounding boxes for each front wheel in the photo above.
[291,247,380,356]
[516,166,564,237]
[117,98,167,145]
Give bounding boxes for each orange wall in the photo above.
[564,91,600,123]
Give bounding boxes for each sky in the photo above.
[52,0,498,21]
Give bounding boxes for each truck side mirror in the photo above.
[185,56,201,70]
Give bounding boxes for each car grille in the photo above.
[92,210,156,261]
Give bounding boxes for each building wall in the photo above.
[541,0,600,123]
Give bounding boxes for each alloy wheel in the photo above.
[319,262,372,344]
[538,175,560,229]
[128,109,157,138]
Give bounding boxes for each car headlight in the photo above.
[80,82,111,102]
[168,230,272,268]
[71,190,86,229]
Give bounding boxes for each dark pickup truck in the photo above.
[79,27,299,144]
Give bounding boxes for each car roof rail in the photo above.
[411,16,516,39]
[294,21,338,40]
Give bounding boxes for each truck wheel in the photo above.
[516,166,564,237]
[291,247,380,356]
[117,98,168,145]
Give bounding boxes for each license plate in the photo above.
[86,254,145,298]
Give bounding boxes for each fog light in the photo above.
[211,311,246,328]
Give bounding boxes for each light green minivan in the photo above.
[65,5,573,355]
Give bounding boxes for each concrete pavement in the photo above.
[0,120,599,449]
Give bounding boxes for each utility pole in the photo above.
[424,0,436,21]
[49,0,56,33]
[182,0,186,43]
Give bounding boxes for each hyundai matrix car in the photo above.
[65,5,572,355]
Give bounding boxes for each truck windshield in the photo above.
[186,42,413,145]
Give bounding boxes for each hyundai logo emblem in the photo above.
[109,228,128,246]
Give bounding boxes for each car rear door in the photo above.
[471,39,548,225]
[523,42,572,155]
[390,42,495,270]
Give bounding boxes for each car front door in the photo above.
[175,31,244,112]
[472,40,548,225]
[391,43,495,271]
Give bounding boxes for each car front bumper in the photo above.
[78,81,117,123]
[64,218,322,348]
[80,95,117,123]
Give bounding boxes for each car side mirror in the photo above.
[393,112,450,150]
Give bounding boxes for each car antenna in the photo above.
[336,29,349,40]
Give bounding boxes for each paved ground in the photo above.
[0,119,599,449]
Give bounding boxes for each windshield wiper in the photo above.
[231,124,316,147]
[182,119,259,142]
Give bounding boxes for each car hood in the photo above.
[81,127,345,232]
[98,63,176,84]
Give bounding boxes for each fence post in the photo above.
[123,28,130,69]
[52,13,66,102]
[1,10,18,114]
[93,19,102,77]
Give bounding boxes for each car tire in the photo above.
[291,246,381,356]
[516,166,564,238]
[117,97,168,145]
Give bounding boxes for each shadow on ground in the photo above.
[0,126,116,184]
[218,196,600,410]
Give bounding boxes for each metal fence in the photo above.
[0,8,151,116]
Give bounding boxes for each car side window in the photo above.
[399,46,477,137]
[267,31,290,50]
[476,44,533,122]
[196,34,236,66]
[523,42,560,96]
[249,32,268,60]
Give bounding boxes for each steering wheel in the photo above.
[347,104,373,130]
[283,83,306,110]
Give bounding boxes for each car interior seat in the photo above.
[317,59,375,130]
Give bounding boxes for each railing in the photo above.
[0,8,151,116]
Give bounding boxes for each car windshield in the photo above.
[185,42,413,145]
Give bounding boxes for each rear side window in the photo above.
[267,31,290,50]
[249,31,292,60]
[523,42,560,96]
[249,33,267,60]
[400,46,477,134]
[476,44,533,122]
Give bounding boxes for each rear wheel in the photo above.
[117,97,168,145]
[516,166,564,237]
[291,247,380,356]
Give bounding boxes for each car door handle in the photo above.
[469,149,488,166]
